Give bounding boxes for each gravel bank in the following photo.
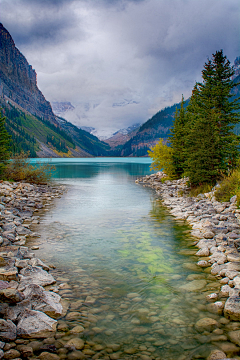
[0,181,67,359]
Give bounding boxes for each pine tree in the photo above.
[0,111,11,176]
[169,95,187,178]
[185,50,240,186]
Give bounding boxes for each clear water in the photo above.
[28,158,233,360]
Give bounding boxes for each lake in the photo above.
[28,158,227,360]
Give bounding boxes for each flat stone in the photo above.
[203,231,215,239]
[0,288,24,304]
[197,260,209,268]
[228,330,240,346]
[65,338,84,350]
[209,252,227,265]
[17,309,57,338]
[206,293,218,301]
[127,292,140,299]
[0,319,16,341]
[39,352,60,360]
[29,258,50,271]
[82,349,95,356]
[19,266,56,287]
[15,259,30,269]
[224,296,240,321]
[228,232,240,239]
[67,350,86,360]
[106,344,121,352]
[179,280,207,292]
[65,312,81,320]
[16,226,31,235]
[0,281,10,290]
[207,349,227,360]
[132,327,148,334]
[221,285,232,297]
[213,341,240,357]
[197,239,216,249]
[16,345,33,358]
[225,270,239,279]
[124,347,137,354]
[3,349,21,359]
[196,248,209,256]
[211,264,227,276]
[23,284,63,319]
[206,301,224,315]
[233,276,240,288]
[69,325,85,334]
[227,253,240,262]
[0,268,18,282]
[109,353,122,360]
[195,317,218,332]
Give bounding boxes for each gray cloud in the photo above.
[0,0,239,137]
[0,0,80,46]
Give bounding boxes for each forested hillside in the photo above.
[115,100,189,157]
[115,71,240,157]
[1,100,111,157]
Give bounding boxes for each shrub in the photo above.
[148,139,176,178]
[3,151,55,184]
[215,169,240,204]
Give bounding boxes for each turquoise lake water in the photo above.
[27,158,230,360]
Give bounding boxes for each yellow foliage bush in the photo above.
[148,139,176,178]
[4,152,55,184]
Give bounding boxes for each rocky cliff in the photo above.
[0,23,56,123]
[0,23,111,157]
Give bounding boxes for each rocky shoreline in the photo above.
[136,172,240,360]
[0,176,240,360]
[0,180,67,359]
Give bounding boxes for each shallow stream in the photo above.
[28,158,238,360]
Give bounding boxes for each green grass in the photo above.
[189,183,213,197]
[21,114,74,148]
[215,169,240,205]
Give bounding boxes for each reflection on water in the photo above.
[28,159,236,360]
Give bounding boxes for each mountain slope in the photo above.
[0,23,56,123]
[117,71,240,157]
[116,101,188,156]
[0,23,110,157]
[104,123,140,148]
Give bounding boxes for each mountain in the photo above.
[78,126,96,134]
[0,23,56,123]
[51,101,75,116]
[0,23,110,157]
[104,123,140,148]
[116,66,240,157]
[112,102,186,156]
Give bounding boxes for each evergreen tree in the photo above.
[0,111,11,176]
[185,50,240,186]
[169,95,187,178]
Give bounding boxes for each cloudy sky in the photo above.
[0,0,240,137]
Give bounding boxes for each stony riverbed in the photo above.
[0,177,240,360]
[136,172,240,359]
